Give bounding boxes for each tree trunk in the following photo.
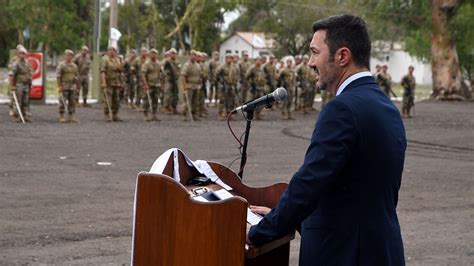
[430,0,465,100]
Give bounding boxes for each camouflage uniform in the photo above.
[307,68,319,110]
[216,62,239,116]
[141,59,162,120]
[162,58,180,113]
[73,53,91,104]
[263,62,277,93]
[295,63,312,112]
[207,58,220,103]
[278,66,296,119]
[181,60,202,120]
[199,60,209,117]
[100,55,123,118]
[131,56,148,107]
[245,64,266,119]
[56,61,79,117]
[8,57,32,121]
[376,71,392,97]
[238,59,251,102]
[401,73,416,117]
[123,55,136,107]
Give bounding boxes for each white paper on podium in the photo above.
[149,148,232,190]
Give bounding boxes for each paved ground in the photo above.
[0,100,473,265]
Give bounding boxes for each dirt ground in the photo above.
[0,100,473,265]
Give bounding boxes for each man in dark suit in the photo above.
[247,14,406,266]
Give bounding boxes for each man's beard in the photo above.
[317,61,338,92]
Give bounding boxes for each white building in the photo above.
[370,42,432,85]
[219,32,274,63]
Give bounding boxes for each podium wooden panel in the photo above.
[132,150,294,266]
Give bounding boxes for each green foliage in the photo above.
[452,2,474,79]
[367,0,473,76]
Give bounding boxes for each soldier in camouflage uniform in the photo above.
[278,59,296,120]
[207,51,220,105]
[238,51,251,103]
[307,66,319,111]
[162,48,180,114]
[56,49,79,123]
[100,46,123,122]
[263,55,277,94]
[123,49,137,109]
[216,53,239,120]
[245,56,266,120]
[181,51,202,121]
[401,65,416,118]
[294,55,304,110]
[296,55,312,114]
[141,49,162,122]
[198,52,209,118]
[73,46,91,106]
[7,45,26,117]
[380,64,392,98]
[131,47,148,109]
[8,46,32,122]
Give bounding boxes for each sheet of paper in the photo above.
[247,209,263,226]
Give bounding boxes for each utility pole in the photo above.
[93,0,101,53]
[92,0,103,101]
[108,0,118,49]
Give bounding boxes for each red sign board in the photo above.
[26,52,44,100]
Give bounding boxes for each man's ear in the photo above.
[336,47,352,67]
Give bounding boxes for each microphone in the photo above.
[231,87,288,114]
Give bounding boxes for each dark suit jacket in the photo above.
[249,76,406,266]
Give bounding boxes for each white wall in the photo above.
[219,35,271,63]
[370,50,432,85]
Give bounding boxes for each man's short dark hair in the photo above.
[312,14,371,69]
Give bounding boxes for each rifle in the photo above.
[60,92,69,114]
[184,90,194,122]
[12,89,25,124]
[146,89,153,113]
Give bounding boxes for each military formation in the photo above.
[6,44,417,123]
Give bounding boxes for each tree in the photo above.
[367,0,472,100]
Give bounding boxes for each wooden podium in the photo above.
[131,150,294,266]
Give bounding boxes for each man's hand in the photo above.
[57,87,63,94]
[143,84,149,92]
[10,86,16,92]
[250,205,271,216]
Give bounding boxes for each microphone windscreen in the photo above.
[274,87,288,102]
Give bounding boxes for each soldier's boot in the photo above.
[112,113,122,122]
[68,113,79,123]
[82,98,90,107]
[144,112,152,122]
[105,113,113,122]
[218,111,227,121]
[24,114,32,122]
[152,112,161,121]
[59,113,67,123]
[172,107,179,115]
[192,113,201,121]
[288,112,295,120]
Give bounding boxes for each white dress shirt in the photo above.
[336,71,372,96]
